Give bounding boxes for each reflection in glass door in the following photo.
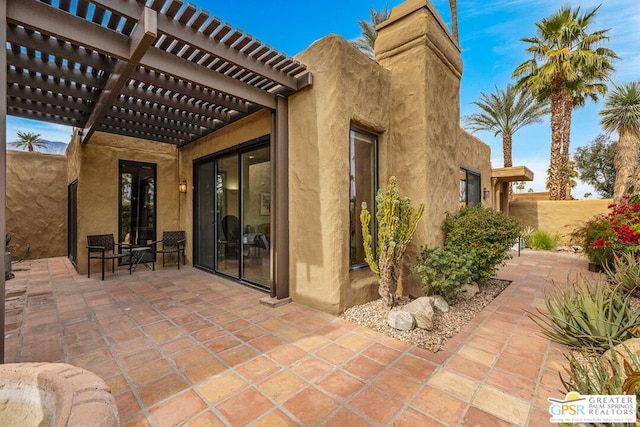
[241,146,271,285]
[216,154,240,278]
[193,141,271,289]
[195,161,215,270]
[119,161,156,263]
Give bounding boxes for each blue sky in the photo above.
[7,0,640,197]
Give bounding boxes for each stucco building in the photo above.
[3,0,496,317]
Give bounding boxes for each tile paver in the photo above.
[3,250,602,426]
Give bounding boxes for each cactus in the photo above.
[361,176,424,307]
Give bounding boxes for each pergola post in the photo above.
[270,95,289,299]
[1,0,8,364]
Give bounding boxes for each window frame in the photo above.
[349,126,379,270]
[459,166,481,207]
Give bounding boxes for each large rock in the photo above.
[459,283,480,300]
[601,338,640,378]
[387,310,415,331]
[432,295,450,313]
[404,297,435,330]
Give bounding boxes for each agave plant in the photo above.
[527,277,640,352]
[604,252,640,295]
[561,345,640,424]
[622,361,640,396]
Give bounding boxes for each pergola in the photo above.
[0,0,313,362]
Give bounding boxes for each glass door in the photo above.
[216,154,240,278]
[67,179,78,268]
[241,146,271,285]
[194,161,215,270]
[119,161,156,263]
[193,140,271,289]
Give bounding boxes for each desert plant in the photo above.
[413,246,475,303]
[528,278,640,352]
[528,229,560,250]
[561,346,640,425]
[520,225,535,244]
[361,176,424,307]
[442,206,522,282]
[604,252,640,295]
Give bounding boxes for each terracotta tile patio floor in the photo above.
[4,250,601,426]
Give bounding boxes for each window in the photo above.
[350,127,378,268]
[459,167,481,207]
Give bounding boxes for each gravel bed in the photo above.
[342,278,511,352]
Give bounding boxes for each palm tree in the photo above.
[513,5,617,200]
[449,0,458,44]
[463,84,550,168]
[599,82,640,201]
[11,131,48,152]
[351,5,390,58]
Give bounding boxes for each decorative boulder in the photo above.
[459,283,480,300]
[387,310,415,331]
[432,295,450,313]
[404,297,435,330]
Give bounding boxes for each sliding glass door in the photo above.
[194,140,271,289]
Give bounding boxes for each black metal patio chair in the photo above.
[153,231,186,269]
[87,234,131,280]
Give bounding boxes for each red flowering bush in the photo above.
[574,194,640,266]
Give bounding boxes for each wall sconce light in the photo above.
[483,187,490,200]
[179,180,187,193]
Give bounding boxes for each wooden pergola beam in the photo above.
[6,69,99,103]
[113,97,219,130]
[6,24,115,73]
[107,106,207,136]
[7,50,105,89]
[7,85,91,114]
[81,7,158,143]
[90,0,303,90]
[131,68,249,114]
[7,107,83,128]
[120,84,231,122]
[9,0,278,110]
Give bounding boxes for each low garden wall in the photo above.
[508,199,612,245]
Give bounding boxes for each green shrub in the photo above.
[527,277,640,353]
[442,206,522,282]
[528,229,560,250]
[604,252,640,295]
[413,246,475,303]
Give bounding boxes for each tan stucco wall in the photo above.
[65,130,80,183]
[71,132,179,275]
[509,199,612,244]
[290,35,391,314]
[5,150,67,260]
[374,0,491,298]
[177,109,271,264]
[458,130,492,205]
